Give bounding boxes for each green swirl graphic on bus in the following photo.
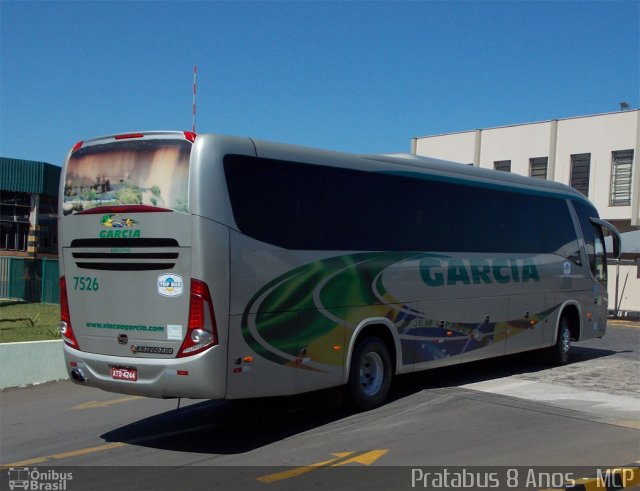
[241,252,555,370]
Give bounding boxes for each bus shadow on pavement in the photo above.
[101,345,627,455]
[101,387,348,455]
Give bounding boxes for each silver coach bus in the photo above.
[58,131,621,410]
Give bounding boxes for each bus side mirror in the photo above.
[590,217,622,258]
[612,235,621,258]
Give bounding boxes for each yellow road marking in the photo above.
[332,449,389,466]
[0,457,49,467]
[0,442,127,469]
[0,422,220,469]
[49,442,127,459]
[257,449,389,483]
[257,454,352,483]
[70,396,143,410]
[331,452,354,458]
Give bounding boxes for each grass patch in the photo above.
[0,301,61,343]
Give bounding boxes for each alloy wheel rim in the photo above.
[561,327,570,354]
[359,352,384,396]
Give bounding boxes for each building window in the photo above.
[570,153,591,196]
[610,149,634,206]
[0,222,28,251]
[494,160,511,172]
[0,191,59,254]
[529,157,548,179]
[1,191,30,252]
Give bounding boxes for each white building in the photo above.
[411,110,640,317]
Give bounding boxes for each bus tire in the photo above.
[344,336,392,411]
[548,315,571,365]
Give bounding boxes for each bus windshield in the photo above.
[62,138,190,215]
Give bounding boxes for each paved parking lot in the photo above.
[1,324,638,491]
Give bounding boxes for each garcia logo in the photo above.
[99,214,141,238]
[419,257,540,287]
[100,214,138,228]
[157,274,184,297]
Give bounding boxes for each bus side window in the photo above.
[592,224,607,287]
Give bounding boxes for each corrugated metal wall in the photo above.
[0,258,9,298]
[0,257,59,304]
[41,259,60,303]
[0,157,61,195]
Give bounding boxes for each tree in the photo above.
[115,186,142,205]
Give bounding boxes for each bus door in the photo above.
[571,202,621,339]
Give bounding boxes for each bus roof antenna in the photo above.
[192,65,197,132]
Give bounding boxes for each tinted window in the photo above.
[224,155,579,255]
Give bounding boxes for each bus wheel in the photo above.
[345,337,392,411]
[548,316,571,365]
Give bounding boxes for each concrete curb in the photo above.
[608,319,640,328]
[0,340,68,389]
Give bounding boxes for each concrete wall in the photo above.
[412,111,639,226]
[479,121,551,175]
[413,131,476,164]
[0,340,67,389]
[555,111,638,222]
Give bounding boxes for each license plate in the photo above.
[111,366,137,381]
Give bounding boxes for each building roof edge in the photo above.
[413,109,640,141]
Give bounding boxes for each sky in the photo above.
[1,0,638,166]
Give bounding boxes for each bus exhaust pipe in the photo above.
[71,369,86,383]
